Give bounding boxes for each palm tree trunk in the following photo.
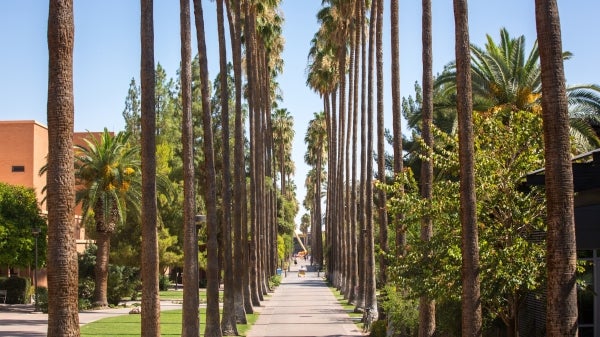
[93,230,110,307]
[364,0,379,324]
[216,0,237,334]
[193,0,221,335]
[375,0,388,287]
[46,1,79,335]
[453,0,482,336]
[354,0,368,313]
[179,1,200,335]
[225,0,250,321]
[534,1,577,336]
[140,1,161,336]
[348,2,361,303]
[419,0,436,335]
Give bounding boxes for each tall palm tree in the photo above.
[363,0,379,326]
[193,0,221,335]
[435,28,600,150]
[46,1,79,335]
[534,1,577,335]
[419,0,436,335]
[216,0,237,334]
[391,0,404,253]
[355,0,368,314]
[179,0,199,335]
[304,111,328,269]
[140,1,161,335]
[272,108,295,198]
[453,0,482,335]
[347,0,362,305]
[375,0,388,286]
[74,129,140,307]
[224,0,250,320]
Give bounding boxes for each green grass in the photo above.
[157,289,222,302]
[81,309,259,336]
[329,286,364,329]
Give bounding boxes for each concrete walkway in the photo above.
[246,264,364,337]
[0,264,363,337]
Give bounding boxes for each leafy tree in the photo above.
[386,108,547,335]
[0,183,47,268]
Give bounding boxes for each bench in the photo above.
[0,289,7,303]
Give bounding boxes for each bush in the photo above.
[380,286,418,337]
[269,275,282,287]
[370,320,387,337]
[3,276,31,304]
[36,286,48,313]
[107,265,140,306]
[159,274,171,291]
[78,277,95,302]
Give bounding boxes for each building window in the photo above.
[12,166,25,172]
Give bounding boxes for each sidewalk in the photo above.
[0,300,182,337]
[246,263,364,337]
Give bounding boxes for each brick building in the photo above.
[0,120,100,284]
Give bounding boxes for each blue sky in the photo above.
[1,0,598,222]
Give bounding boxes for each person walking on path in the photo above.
[246,264,364,337]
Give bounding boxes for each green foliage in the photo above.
[386,108,547,330]
[78,244,141,306]
[269,274,282,288]
[2,276,31,304]
[0,182,47,267]
[159,274,171,291]
[36,286,49,312]
[107,265,140,306]
[380,286,418,336]
[369,320,387,337]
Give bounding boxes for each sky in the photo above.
[1,0,599,225]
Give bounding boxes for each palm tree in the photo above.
[140,1,160,335]
[46,1,79,335]
[391,0,404,254]
[355,0,368,314]
[419,0,436,335]
[375,0,388,286]
[216,0,236,333]
[364,0,379,325]
[453,0,482,335]
[224,0,250,320]
[347,0,362,304]
[193,0,222,335]
[74,129,140,307]
[179,0,199,335]
[435,28,600,150]
[304,111,328,269]
[534,1,578,335]
[272,108,295,198]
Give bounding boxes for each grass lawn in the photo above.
[81,308,259,336]
[329,286,364,329]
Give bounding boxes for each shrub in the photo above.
[36,286,48,313]
[370,320,387,337]
[159,274,171,291]
[4,276,31,304]
[269,275,282,287]
[78,277,95,302]
[107,265,140,306]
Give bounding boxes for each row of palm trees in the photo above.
[46,0,296,336]
[303,0,591,336]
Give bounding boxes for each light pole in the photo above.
[31,227,41,312]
